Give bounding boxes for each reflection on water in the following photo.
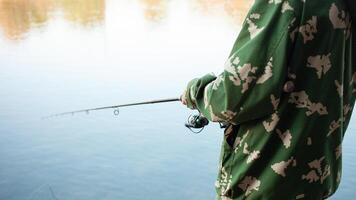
[0,0,253,41]
[139,0,253,23]
[193,0,253,23]
[0,0,355,200]
[140,0,168,22]
[59,0,105,26]
[0,0,105,40]
[0,0,53,40]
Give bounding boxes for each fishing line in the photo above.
[49,186,59,200]
[27,183,59,200]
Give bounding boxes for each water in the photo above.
[0,0,354,199]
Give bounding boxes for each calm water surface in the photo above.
[0,0,354,199]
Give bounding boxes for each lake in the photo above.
[0,0,354,199]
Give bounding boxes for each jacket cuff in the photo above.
[184,73,217,110]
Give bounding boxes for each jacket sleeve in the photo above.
[183,0,299,125]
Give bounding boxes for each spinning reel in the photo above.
[185,114,209,134]
[185,113,230,134]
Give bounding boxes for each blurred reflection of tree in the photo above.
[140,0,253,24]
[0,0,252,40]
[58,0,105,26]
[138,0,252,23]
[194,0,253,23]
[225,0,253,23]
[0,0,53,40]
[140,0,168,22]
[0,0,105,40]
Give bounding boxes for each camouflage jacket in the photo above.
[183,0,355,199]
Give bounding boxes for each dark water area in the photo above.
[0,0,354,199]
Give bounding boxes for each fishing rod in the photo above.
[43,98,180,118]
[43,97,210,133]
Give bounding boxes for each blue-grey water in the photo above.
[0,0,354,199]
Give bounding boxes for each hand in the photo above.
[180,94,187,106]
[181,90,196,109]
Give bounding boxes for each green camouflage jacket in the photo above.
[183,0,355,199]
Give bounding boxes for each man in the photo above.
[181,0,355,199]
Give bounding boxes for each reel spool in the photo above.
[185,114,209,134]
